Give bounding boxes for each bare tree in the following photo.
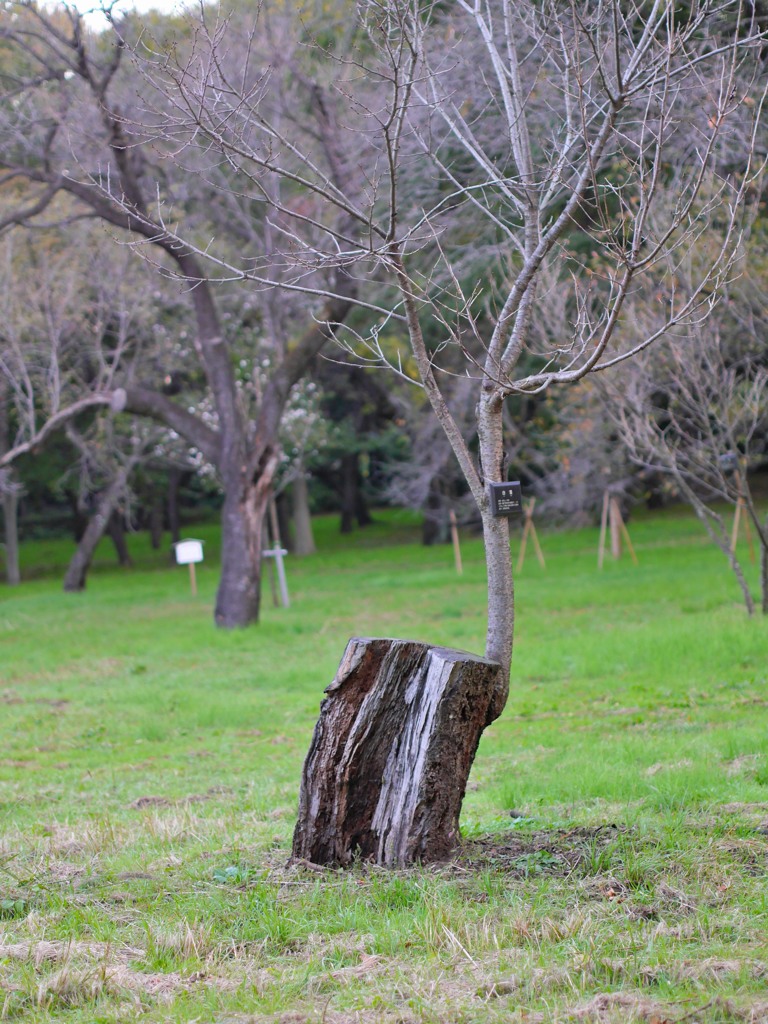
[608,264,768,614]
[0,214,181,575]
[0,1,360,626]
[60,416,153,591]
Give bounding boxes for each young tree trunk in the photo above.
[292,468,316,556]
[0,381,19,586]
[2,489,20,586]
[63,468,132,592]
[478,395,515,688]
[292,637,502,867]
[339,453,358,534]
[107,512,132,567]
[149,494,163,550]
[761,524,767,616]
[677,476,755,615]
[355,484,373,528]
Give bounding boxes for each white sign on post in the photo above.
[174,539,204,595]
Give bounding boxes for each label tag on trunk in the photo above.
[488,481,522,518]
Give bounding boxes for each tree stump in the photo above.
[291,637,502,867]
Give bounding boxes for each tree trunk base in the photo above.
[291,637,502,868]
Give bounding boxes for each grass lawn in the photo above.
[1,506,767,1023]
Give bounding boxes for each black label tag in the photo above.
[489,481,522,518]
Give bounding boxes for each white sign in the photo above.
[174,539,204,565]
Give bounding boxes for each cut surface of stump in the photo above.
[291,637,502,867]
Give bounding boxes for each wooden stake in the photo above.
[516,498,545,572]
[598,494,638,567]
[189,561,197,596]
[731,475,756,565]
[265,508,279,608]
[449,509,463,576]
[731,498,741,554]
[618,513,638,565]
[267,555,279,607]
[598,490,610,569]
[516,507,530,573]
[269,497,282,548]
[263,503,290,609]
[609,497,622,560]
[530,516,546,569]
[743,503,756,564]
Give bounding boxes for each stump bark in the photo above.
[292,637,502,867]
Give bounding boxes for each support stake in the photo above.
[449,509,463,576]
[516,498,545,572]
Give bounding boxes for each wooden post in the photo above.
[449,509,463,576]
[267,556,279,607]
[269,497,282,549]
[599,492,637,567]
[732,475,756,565]
[189,561,197,596]
[730,499,741,554]
[618,512,638,566]
[609,497,622,560]
[264,499,280,607]
[743,505,756,565]
[516,498,545,572]
[598,491,610,569]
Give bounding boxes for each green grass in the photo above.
[1,507,767,1023]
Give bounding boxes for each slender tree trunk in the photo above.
[340,453,357,534]
[292,468,316,556]
[107,511,132,567]
[0,381,20,586]
[677,475,755,615]
[355,482,373,528]
[63,468,132,592]
[149,494,163,550]
[2,490,20,586]
[478,394,514,695]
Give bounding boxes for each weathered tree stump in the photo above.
[292,637,502,867]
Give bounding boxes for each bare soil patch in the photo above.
[457,824,625,875]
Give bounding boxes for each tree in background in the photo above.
[0,1,363,625]
[609,244,768,614]
[0,215,193,582]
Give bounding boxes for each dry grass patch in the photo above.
[570,991,676,1022]
[0,940,143,965]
